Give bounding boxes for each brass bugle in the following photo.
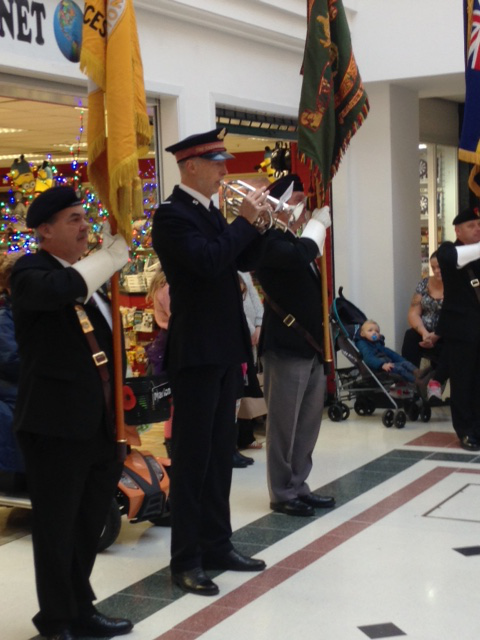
[221,179,305,232]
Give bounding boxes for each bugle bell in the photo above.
[221,179,306,233]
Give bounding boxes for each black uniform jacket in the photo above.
[256,228,324,359]
[152,186,261,372]
[10,250,115,439]
[436,239,480,342]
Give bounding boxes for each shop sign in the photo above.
[0,0,46,45]
[0,0,85,70]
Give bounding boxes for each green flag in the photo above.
[298,0,369,203]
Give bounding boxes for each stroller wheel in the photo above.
[340,403,350,420]
[328,404,343,422]
[394,410,407,429]
[420,405,432,423]
[354,397,374,416]
[382,409,395,428]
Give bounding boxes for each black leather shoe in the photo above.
[236,450,254,465]
[460,435,480,451]
[203,548,266,572]
[172,567,219,596]
[270,498,314,516]
[44,631,75,640]
[74,612,133,637]
[299,493,335,509]
[232,450,248,468]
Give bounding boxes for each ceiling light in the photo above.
[0,153,87,163]
[0,128,24,134]
[52,142,88,148]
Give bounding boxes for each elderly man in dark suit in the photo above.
[256,175,335,517]
[11,186,132,640]
[152,127,268,596]
[436,206,480,451]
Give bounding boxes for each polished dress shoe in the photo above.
[236,450,254,465]
[172,567,219,595]
[74,612,133,637]
[203,548,266,572]
[299,493,335,509]
[270,498,314,517]
[232,450,248,468]
[460,435,480,451]
[44,631,75,640]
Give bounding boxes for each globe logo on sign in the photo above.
[53,0,83,63]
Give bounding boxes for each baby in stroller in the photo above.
[356,320,419,383]
[329,287,433,427]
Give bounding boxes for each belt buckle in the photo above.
[471,278,480,288]
[92,351,108,366]
[283,314,296,327]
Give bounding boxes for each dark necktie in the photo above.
[209,201,225,231]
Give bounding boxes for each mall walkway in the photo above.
[2,405,479,640]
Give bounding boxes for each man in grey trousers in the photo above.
[256,174,335,517]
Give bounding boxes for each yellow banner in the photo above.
[81,0,151,242]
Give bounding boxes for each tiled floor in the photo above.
[2,405,480,639]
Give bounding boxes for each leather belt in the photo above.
[75,304,113,423]
[467,268,480,305]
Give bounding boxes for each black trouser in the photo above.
[447,338,480,439]
[168,364,240,573]
[401,328,448,383]
[18,429,122,636]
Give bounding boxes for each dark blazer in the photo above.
[256,228,324,359]
[436,240,480,342]
[10,250,115,439]
[152,186,261,371]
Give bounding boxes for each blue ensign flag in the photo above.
[459,0,480,195]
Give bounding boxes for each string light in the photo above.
[1,104,160,261]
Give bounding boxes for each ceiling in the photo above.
[0,96,91,169]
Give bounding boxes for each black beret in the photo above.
[267,174,304,200]
[452,206,480,225]
[165,127,235,162]
[26,186,82,229]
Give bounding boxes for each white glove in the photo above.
[100,221,129,269]
[311,205,331,229]
[456,242,480,268]
[300,218,327,256]
[72,221,129,299]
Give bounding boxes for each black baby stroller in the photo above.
[328,288,432,428]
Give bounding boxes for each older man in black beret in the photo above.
[11,186,132,640]
[152,127,269,596]
[255,174,335,517]
[436,205,480,450]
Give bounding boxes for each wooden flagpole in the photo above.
[316,180,332,368]
[109,217,127,460]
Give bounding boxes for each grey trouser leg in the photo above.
[262,351,326,503]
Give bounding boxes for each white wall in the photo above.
[333,83,420,350]
[352,0,464,83]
